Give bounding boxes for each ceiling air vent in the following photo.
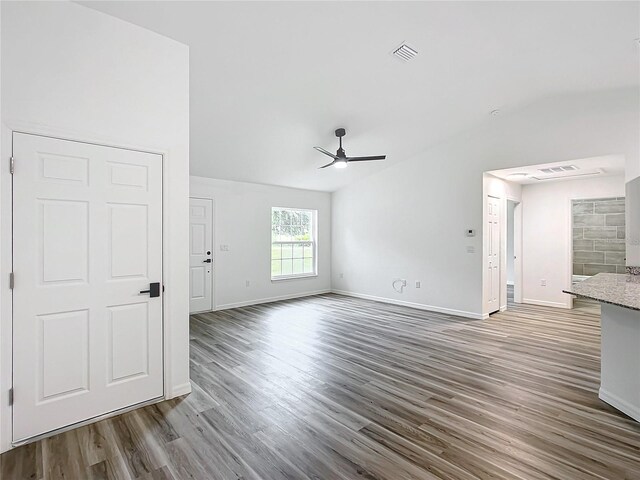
[529,168,603,181]
[538,165,578,174]
[392,43,418,62]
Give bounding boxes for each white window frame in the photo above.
[271,207,318,281]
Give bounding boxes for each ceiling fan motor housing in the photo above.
[335,128,346,138]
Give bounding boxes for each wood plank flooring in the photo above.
[2,293,640,479]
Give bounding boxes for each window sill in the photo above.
[271,273,318,282]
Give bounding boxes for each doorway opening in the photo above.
[485,154,625,315]
[506,199,522,308]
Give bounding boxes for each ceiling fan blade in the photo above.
[314,146,339,159]
[319,161,336,169]
[346,155,386,162]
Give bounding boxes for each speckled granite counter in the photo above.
[563,273,640,311]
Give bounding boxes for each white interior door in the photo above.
[487,195,501,314]
[12,133,164,442]
[189,197,213,313]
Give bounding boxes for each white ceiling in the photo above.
[81,1,639,192]
[487,155,626,185]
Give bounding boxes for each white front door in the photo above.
[189,197,213,313]
[487,195,501,314]
[12,133,164,442]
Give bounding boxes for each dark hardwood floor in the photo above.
[2,293,639,479]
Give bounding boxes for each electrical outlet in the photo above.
[245,280,250,287]
[541,279,546,287]
[415,281,421,288]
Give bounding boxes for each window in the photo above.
[271,207,317,279]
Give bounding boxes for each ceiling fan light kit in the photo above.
[314,128,386,169]
[334,159,348,169]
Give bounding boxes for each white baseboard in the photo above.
[168,382,192,399]
[599,388,640,422]
[522,298,571,309]
[331,289,484,320]
[215,289,331,311]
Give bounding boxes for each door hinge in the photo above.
[8,388,13,406]
[9,272,14,289]
[9,156,14,175]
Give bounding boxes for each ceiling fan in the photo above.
[314,128,386,169]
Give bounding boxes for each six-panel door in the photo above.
[189,197,213,313]
[487,195,501,314]
[12,133,163,442]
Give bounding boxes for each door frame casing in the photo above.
[505,197,523,307]
[189,195,215,313]
[510,199,523,305]
[566,198,576,309]
[0,122,180,452]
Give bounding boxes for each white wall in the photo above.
[627,149,640,183]
[190,176,331,309]
[627,177,640,267]
[626,154,640,266]
[521,175,625,308]
[624,102,640,266]
[332,87,638,319]
[0,1,189,452]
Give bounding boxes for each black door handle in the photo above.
[140,282,160,298]
[203,259,212,263]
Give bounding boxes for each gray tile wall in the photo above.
[573,197,626,275]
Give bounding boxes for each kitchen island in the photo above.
[564,273,640,422]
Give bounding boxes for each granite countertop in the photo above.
[563,273,640,311]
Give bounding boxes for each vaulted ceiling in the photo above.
[82,1,639,191]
